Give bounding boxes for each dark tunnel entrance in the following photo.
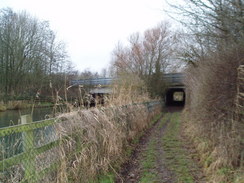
[165,88,185,106]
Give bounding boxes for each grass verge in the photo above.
[0,101,54,111]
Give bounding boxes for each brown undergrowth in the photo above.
[53,72,160,182]
[55,102,161,183]
[183,45,244,183]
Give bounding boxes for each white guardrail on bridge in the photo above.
[71,73,184,86]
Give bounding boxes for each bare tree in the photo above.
[111,21,180,97]
[167,0,244,62]
[111,42,131,74]
[0,8,70,98]
[78,69,99,79]
[143,22,178,74]
[100,68,108,78]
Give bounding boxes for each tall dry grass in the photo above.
[0,70,161,183]
[53,73,160,182]
[55,103,161,183]
[183,45,244,182]
[107,73,150,106]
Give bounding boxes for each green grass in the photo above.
[140,138,158,183]
[162,112,195,183]
[2,101,53,110]
[97,173,115,183]
[139,114,169,183]
[151,113,163,125]
[140,172,157,183]
[158,112,171,128]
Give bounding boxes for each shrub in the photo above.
[183,44,244,182]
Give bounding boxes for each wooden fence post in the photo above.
[21,115,35,182]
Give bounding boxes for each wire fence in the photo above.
[0,116,59,183]
[0,101,162,183]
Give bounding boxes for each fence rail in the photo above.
[0,115,59,182]
[0,101,162,182]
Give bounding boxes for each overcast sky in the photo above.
[0,0,173,73]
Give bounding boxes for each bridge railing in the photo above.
[71,73,184,87]
[71,78,115,86]
[163,73,184,85]
[0,101,162,182]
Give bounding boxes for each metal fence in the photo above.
[0,101,162,183]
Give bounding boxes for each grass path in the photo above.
[114,109,205,183]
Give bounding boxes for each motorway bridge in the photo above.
[71,73,185,106]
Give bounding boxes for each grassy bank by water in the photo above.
[0,100,53,111]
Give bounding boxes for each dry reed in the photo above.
[55,102,160,183]
[0,70,161,183]
[106,73,150,106]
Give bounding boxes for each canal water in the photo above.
[0,107,54,128]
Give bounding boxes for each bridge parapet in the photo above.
[71,73,184,87]
[163,73,184,86]
[71,78,115,86]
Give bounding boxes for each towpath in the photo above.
[116,107,205,183]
